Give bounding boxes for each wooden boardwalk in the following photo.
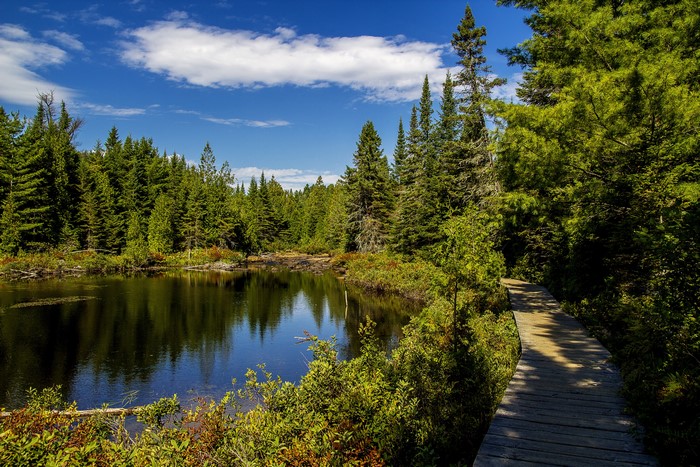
[474,279,657,466]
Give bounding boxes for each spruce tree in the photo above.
[102,127,127,247]
[391,107,424,254]
[301,176,327,246]
[181,167,206,251]
[124,210,148,265]
[344,121,393,252]
[0,109,48,253]
[414,77,442,250]
[148,193,174,254]
[436,72,464,211]
[451,5,503,205]
[49,98,82,246]
[323,182,348,252]
[391,119,407,185]
[77,146,104,250]
[256,173,276,248]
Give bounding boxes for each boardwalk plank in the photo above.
[499,394,630,416]
[491,406,636,432]
[489,417,639,443]
[482,435,657,465]
[500,390,625,409]
[477,442,601,466]
[473,279,656,466]
[472,455,543,466]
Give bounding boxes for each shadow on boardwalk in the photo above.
[474,279,657,466]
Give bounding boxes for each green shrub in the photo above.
[342,252,439,302]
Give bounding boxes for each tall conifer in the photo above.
[344,121,392,252]
[451,6,503,205]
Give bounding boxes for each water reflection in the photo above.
[0,270,416,410]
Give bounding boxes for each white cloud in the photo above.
[43,30,84,51]
[0,24,73,106]
[234,167,340,191]
[121,18,452,102]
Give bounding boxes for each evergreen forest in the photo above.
[0,0,698,465]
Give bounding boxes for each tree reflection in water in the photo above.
[0,270,416,410]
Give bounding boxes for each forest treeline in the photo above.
[1,0,698,464]
[0,7,497,259]
[0,75,492,260]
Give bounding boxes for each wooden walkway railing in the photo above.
[474,279,657,466]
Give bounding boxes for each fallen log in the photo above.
[0,406,143,418]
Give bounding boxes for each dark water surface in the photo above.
[0,270,415,410]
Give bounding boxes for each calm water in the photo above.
[0,270,415,410]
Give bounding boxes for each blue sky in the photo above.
[0,1,531,190]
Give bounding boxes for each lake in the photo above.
[0,269,415,410]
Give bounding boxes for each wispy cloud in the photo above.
[94,16,122,28]
[0,23,73,105]
[120,15,453,102]
[43,30,84,51]
[175,108,290,128]
[19,6,67,22]
[235,167,340,191]
[75,102,147,117]
[203,117,290,128]
[491,72,523,103]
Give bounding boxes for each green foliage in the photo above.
[148,193,174,254]
[339,252,439,302]
[137,395,181,428]
[496,0,700,462]
[344,121,394,253]
[124,211,149,266]
[0,246,518,466]
[392,300,516,463]
[0,109,48,254]
[432,207,505,298]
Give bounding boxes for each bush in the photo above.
[341,252,439,302]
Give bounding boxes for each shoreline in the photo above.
[0,252,341,281]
